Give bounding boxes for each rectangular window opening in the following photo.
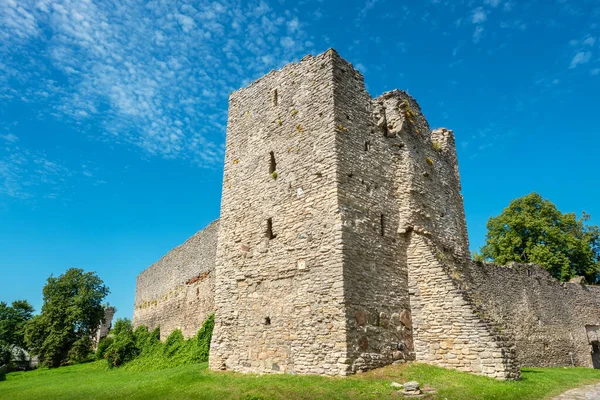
[266,218,277,240]
[380,214,385,236]
[364,141,371,151]
[272,89,278,106]
[269,151,277,174]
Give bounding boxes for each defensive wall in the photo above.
[133,220,218,339]
[462,261,600,369]
[133,49,600,379]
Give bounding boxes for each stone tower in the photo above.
[209,49,519,379]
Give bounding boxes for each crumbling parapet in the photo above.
[94,306,116,348]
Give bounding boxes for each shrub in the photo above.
[96,337,113,360]
[101,315,214,371]
[112,318,133,335]
[123,315,214,371]
[190,314,214,363]
[104,318,138,368]
[133,325,160,354]
[163,329,185,359]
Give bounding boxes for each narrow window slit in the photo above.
[269,151,276,174]
[364,141,371,151]
[272,89,278,106]
[266,218,277,240]
[380,214,385,236]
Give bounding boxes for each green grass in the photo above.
[2,361,600,400]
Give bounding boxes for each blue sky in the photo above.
[1,0,599,321]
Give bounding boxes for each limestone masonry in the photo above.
[133,49,600,379]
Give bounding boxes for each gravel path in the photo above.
[551,383,600,399]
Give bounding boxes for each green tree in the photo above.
[25,268,109,367]
[477,193,600,283]
[0,300,34,365]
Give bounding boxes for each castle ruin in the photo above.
[133,49,600,380]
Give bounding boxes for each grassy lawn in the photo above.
[2,361,600,400]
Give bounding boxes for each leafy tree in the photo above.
[477,193,600,283]
[25,268,109,367]
[0,300,34,365]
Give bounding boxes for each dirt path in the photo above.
[551,383,600,399]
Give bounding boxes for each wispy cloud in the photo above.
[0,0,308,167]
[484,0,501,8]
[570,51,592,69]
[568,33,598,70]
[357,0,380,20]
[0,133,18,143]
[0,133,69,199]
[0,128,103,199]
[471,7,487,24]
[473,26,484,43]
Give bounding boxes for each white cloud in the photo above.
[287,17,299,33]
[0,0,308,167]
[358,0,379,20]
[570,51,592,68]
[592,68,600,76]
[583,36,597,47]
[473,26,484,43]
[472,7,487,24]
[0,144,71,200]
[176,14,196,33]
[0,133,18,143]
[280,36,295,48]
[0,0,40,41]
[484,0,501,8]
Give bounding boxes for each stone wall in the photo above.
[210,50,349,376]
[326,51,518,378]
[364,87,520,379]
[407,235,520,379]
[332,55,414,371]
[133,220,218,339]
[462,261,600,368]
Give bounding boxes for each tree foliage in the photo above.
[478,193,600,283]
[24,268,109,367]
[0,300,34,365]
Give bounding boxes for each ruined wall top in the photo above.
[226,49,469,258]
